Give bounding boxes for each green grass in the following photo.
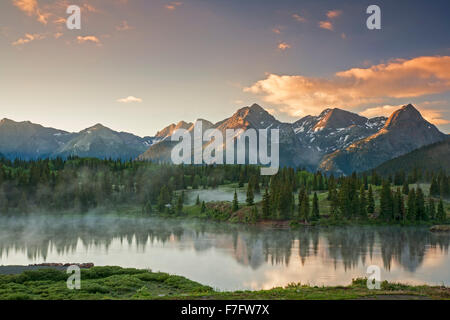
[0,266,449,300]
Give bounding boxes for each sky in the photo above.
[0,0,449,136]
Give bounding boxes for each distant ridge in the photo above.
[0,103,447,174]
[373,137,450,175]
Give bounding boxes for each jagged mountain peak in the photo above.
[384,104,424,130]
[314,108,367,130]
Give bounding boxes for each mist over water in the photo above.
[1,214,450,291]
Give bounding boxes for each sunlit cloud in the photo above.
[292,13,306,23]
[77,35,101,45]
[165,1,182,10]
[327,10,342,19]
[117,96,143,103]
[12,33,45,46]
[278,42,291,51]
[13,0,37,15]
[360,103,450,125]
[272,27,282,34]
[244,56,450,118]
[319,21,334,31]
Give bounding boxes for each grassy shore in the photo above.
[0,266,449,300]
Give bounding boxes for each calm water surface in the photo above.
[1,214,449,291]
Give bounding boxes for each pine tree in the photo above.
[402,180,409,195]
[379,180,393,220]
[329,188,339,219]
[437,199,446,222]
[428,197,436,220]
[262,188,270,219]
[415,187,426,221]
[407,189,416,221]
[143,199,152,214]
[195,194,200,206]
[359,185,367,218]
[176,195,183,214]
[246,182,254,206]
[367,185,375,215]
[201,201,206,213]
[298,188,305,218]
[300,194,310,222]
[312,192,320,220]
[232,189,239,212]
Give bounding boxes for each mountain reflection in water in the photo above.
[1,215,449,290]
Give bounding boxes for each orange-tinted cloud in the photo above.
[77,35,100,45]
[165,1,182,10]
[292,13,306,23]
[326,10,342,19]
[360,104,450,125]
[278,42,291,51]
[13,0,37,15]
[319,21,333,31]
[12,33,45,46]
[245,56,450,117]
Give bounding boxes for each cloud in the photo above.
[319,21,334,31]
[77,35,101,45]
[244,55,450,118]
[117,96,143,103]
[13,0,50,24]
[165,1,182,10]
[272,27,281,34]
[360,105,401,118]
[360,103,450,125]
[292,13,306,23]
[13,0,37,15]
[278,42,291,51]
[116,20,134,31]
[326,10,342,19]
[12,33,45,46]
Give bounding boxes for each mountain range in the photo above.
[0,103,447,174]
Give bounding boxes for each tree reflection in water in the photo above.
[0,215,449,275]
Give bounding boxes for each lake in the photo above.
[1,214,449,291]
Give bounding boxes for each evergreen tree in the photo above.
[407,189,416,221]
[329,188,339,219]
[379,180,393,220]
[176,194,183,214]
[437,199,446,222]
[298,188,305,218]
[143,199,152,214]
[415,187,426,221]
[312,192,320,220]
[402,180,409,195]
[428,197,436,220]
[262,188,270,219]
[367,185,375,215]
[246,182,254,206]
[359,185,367,218]
[195,194,200,206]
[232,189,239,212]
[300,194,310,222]
[201,201,206,213]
